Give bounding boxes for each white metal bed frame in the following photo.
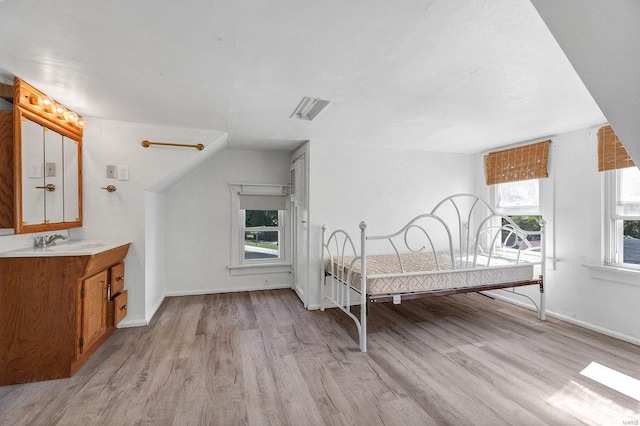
[321,194,546,352]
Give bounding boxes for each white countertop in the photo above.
[0,239,131,258]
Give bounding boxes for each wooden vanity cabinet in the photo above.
[0,243,130,386]
[107,262,127,328]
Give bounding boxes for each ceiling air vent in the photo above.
[290,97,331,121]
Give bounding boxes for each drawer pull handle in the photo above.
[120,304,127,311]
[116,276,124,281]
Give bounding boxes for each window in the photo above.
[495,179,540,215]
[242,210,283,262]
[605,166,640,266]
[599,125,639,268]
[484,140,551,254]
[229,183,291,274]
[495,179,542,248]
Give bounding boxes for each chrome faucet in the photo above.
[34,234,68,248]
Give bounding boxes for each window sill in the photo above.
[582,263,640,286]
[228,263,292,276]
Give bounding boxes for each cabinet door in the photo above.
[81,270,108,353]
[21,118,45,225]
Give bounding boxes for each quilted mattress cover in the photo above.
[327,252,534,296]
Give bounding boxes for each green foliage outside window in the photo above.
[624,220,640,239]
[245,210,278,227]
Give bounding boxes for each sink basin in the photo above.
[48,242,107,251]
[0,239,131,258]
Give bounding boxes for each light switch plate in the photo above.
[117,166,129,181]
[28,162,42,178]
[106,165,117,179]
[45,162,56,177]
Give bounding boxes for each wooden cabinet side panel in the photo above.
[0,256,87,385]
[0,111,13,229]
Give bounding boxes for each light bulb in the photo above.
[55,104,67,118]
[43,98,55,112]
[64,111,78,123]
[76,117,86,128]
[29,95,43,106]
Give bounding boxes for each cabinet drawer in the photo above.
[113,290,128,326]
[110,262,125,296]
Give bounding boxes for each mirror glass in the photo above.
[19,116,81,230]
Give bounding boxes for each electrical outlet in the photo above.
[106,165,117,179]
[117,166,129,181]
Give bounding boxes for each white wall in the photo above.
[144,191,165,324]
[307,141,476,309]
[71,118,224,326]
[531,0,640,165]
[163,149,292,296]
[479,127,640,344]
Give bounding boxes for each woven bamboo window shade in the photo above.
[597,125,635,171]
[484,140,551,185]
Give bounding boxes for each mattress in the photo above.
[327,252,534,296]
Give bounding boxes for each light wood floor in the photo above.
[1,290,639,425]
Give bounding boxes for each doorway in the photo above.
[290,145,309,307]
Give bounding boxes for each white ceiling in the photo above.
[0,0,605,153]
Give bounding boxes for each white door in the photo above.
[291,151,309,307]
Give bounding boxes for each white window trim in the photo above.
[603,169,640,271]
[229,183,292,275]
[241,209,284,264]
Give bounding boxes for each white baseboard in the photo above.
[117,318,148,328]
[545,311,640,347]
[144,295,166,325]
[485,291,640,347]
[164,283,291,298]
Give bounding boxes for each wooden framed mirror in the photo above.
[0,77,83,234]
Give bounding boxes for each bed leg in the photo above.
[360,301,367,352]
[538,278,546,321]
[320,274,326,312]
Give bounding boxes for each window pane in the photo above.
[502,216,541,247]
[623,220,640,265]
[244,230,280,260]
[245,210,278,227]
[618,167,640,216]
[496,179,539,213]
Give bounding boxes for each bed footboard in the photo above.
[322,222,369,352]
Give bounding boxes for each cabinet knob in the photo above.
[116,275,124,281]
[120,304,127,311]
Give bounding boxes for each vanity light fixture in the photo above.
[24,91,85,129]
[290,96,331,121]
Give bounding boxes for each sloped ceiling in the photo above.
[531,0,640,165]
[0,0,605,153]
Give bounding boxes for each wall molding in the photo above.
[487,292,640,347]
[164,283,291,298]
